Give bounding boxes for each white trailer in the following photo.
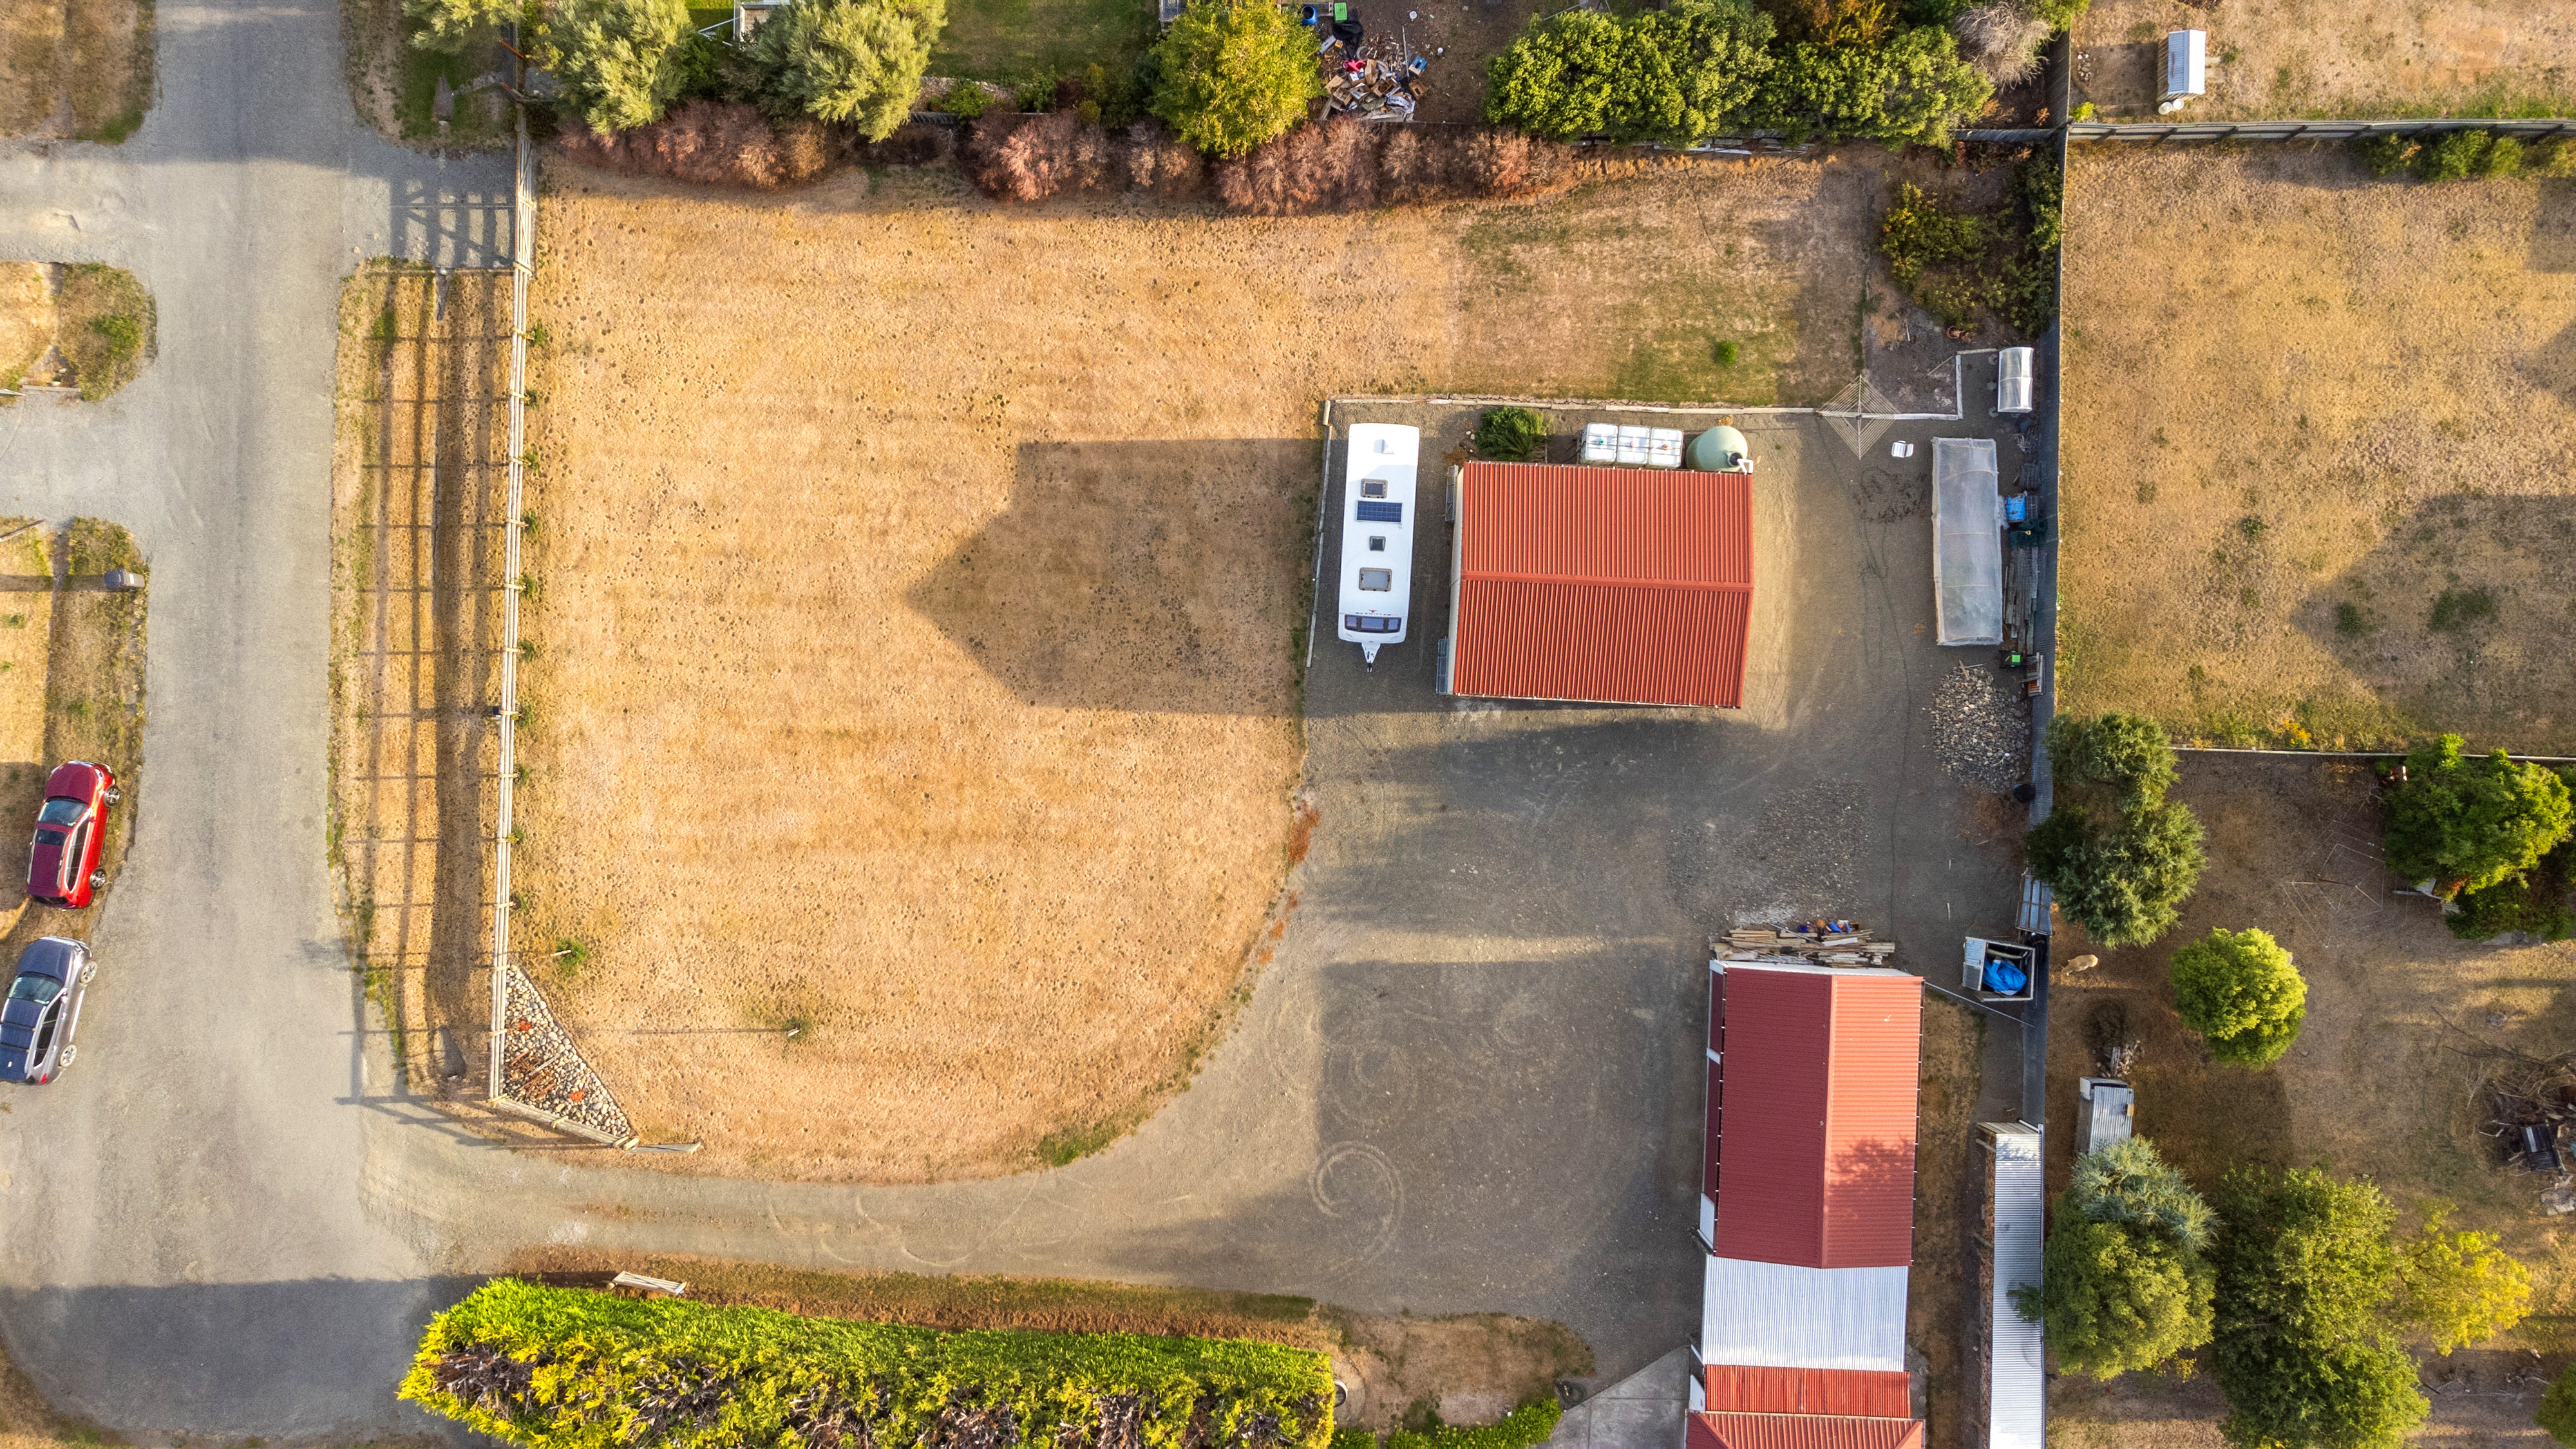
[1337,424,1419,667]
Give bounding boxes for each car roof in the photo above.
[14,936,84,977]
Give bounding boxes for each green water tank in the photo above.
[1690,424,1751,472]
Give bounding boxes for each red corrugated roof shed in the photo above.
[1686,1412,1924,1449]
[1701,1367,1912,1419]
[1710,965,1923,1269]
[1449,463,1753,708]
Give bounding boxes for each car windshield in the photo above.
[32,828,66,848]
[36,798,82,826]
[6,974,59,1005]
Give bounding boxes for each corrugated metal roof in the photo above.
[1701,1367,1911,1418]
[1700,1258,1910,1372]
[1449,463,1753,708]
[1688,1412,1924,1449]
[1984,1124,2047,1449]
[1711,964,1924,1269]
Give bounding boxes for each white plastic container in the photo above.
[1645,428,1684,469]
[1579,422,1619,466]
[1615,426,1650,466]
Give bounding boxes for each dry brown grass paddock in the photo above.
[2073,0,2576,121]
[0,0,150,141]
[512,153,1878,1182]
[2059,145,2576,751]
[2046,755,2576,1446]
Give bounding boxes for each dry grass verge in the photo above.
[504,1251,1592,1428]
[2073,0,2576,121]
[2059,144,2576,751]
[338,0,512,147]
[1,263,155,402]
[1906,997,1984,1449]
[0,0,150,140]
[518,153,1877,1182]
[327,266,516,1119]
[2044,754,2576,1444]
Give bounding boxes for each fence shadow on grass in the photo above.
[2295,493,2576,750]
[905,439,1315,716]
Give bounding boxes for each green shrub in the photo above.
[1880,181,1984,289]
[1150,0,1320,157]
[2384,735,2573,898]
[1334,1430,1381,1449]
[2447,872,2575,942]
[1482,0,1776,148]
[2429,586,2495,631]
[2169,927,2306,1067]
[1473,407,1547,462]
[2353,133,2415,176]
[2017,1138,2216,1379]
[90,314,142,364]
[2047,712,2177,811]
[401,1280,1336,1449]
[540,0,693,132]
[1083,60,1146,126]
[405,0,522,50]
[2024,798,2205,948]
[1014,66,1059,111]
[2025,0,2088,27]
[1387,1400,1562,1449]
[2397,1205,2532,1355]
[750,0,947,139]
[1714,339,1741,367]
[2538,137,2576,179]
[2334,601,2367,636]
[2480,134,2526,178]
[2210,1167,2427,1449]
[2541,1362,2576,1444]
[943,79,990,117]
[2415,129,2490,183]
[1750,24,1990,149]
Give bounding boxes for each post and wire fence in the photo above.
[488,106,533,1106]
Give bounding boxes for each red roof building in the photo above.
[1441,463,1753,709]
[1693,961,1926,1448]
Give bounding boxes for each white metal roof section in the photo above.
[1700,1258,1909,1372]
[1986,1124,2047,1449]
[1933,438,2002,646]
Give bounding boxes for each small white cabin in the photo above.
[1337,424,1419,666]
[2161,30,2206,103]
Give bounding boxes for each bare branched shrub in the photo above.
[1953,1,2050,86]
[1124,122,1204,198]
[1215,122,1560,214]
[554,101,837,189]
[961,111,1126,201]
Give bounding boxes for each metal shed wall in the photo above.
[1688,1414,1924,1449]
[1448,464,1754,708]
[1701,1367,1911,1418]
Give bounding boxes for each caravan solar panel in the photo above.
[1354,500,1403,523]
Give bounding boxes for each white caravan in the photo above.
[1336,424,1419,667]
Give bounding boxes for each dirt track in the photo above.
[515,154,1880,1182]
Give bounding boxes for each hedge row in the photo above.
[1333,1399,1564,1449]
[401,1280,1336,1449]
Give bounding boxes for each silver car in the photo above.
[1,937,94,1084]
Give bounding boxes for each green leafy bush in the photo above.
[406,0,522,50]
[2168,927,2306,1067]
[1082,61,1148,126]
[2415,128,2490,182]
[2024,799,2206,948]
[1386,1400,1562,1449]
[1751,24,1991,149]
[2447,870,2575,942]
[2539,137,2576,178]
[1879,181,1984,289]
[402,1280,1336,1449]
[943,79,991,117]
[2016,1138,2215,1379]
[2024,0,2088,27]
[750,0,947,139]
[2048,712,2177,811]
[1473,407,1547,462]
[1714,339,1741,366]
[541,0,692,131]
[2481,134,2526,178]
[2353,133,2414,176]
[2211,1167,2428,1449]
[1482,0,1776,148]
[2383,735,2573,898]
[2397,1205,2532,1355]
[1014,66,1059,111]
[1150,0,1320,157]
[2541,1362,2576,1444]
[2429,586,2495,631]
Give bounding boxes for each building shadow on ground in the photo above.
[906,439,1315,716]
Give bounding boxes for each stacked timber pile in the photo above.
[1713,923,1897,965]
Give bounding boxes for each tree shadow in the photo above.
[904,439,1314,716]
[2295,493,2576,749]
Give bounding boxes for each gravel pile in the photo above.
[1927,661,2030,792]
[501,967,636,1143]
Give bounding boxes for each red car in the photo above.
[28,762,117,909]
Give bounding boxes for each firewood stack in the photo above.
[1712,923,1897,966]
